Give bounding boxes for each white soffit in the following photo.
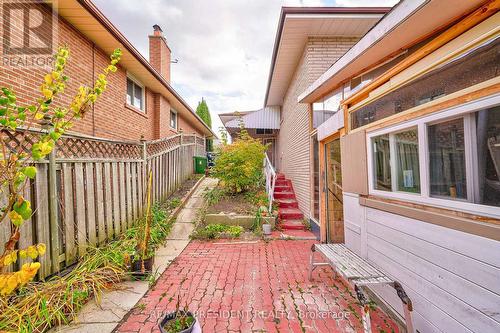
[266,13,384,106]
[299,0,488,103]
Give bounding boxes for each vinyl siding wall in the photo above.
[344,193,500,333]
[277,37,358,218]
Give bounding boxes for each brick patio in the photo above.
[115,239,399,333]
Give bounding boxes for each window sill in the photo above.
[368,189,500,220]
[359,195,500,241]
[125,103,148,118]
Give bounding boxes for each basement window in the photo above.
[126,76,145,111]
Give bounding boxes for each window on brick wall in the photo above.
[170,109,178,129]
[126,76,145,111]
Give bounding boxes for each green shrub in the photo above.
[213,130,268,193]
[192,224,244,239]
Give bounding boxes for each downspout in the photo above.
[92,43,96,136]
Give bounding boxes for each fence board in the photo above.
[18,183,34,268]
[111,163,121,236]
[95,163,105,245]
[125,162,132,228]
[35,164,51,278]
[137,163,143,217]
[103,163,113,240]
[118,162,126,231]
[0,186,12,272]
[131,164,138,221]
[62,164,76,265]
[74,163,87,257]
[85,163,96,246]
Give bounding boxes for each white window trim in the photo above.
[170,109,178,130]
[366,93,500,219]
[126,73,146,112]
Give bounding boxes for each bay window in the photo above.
[367,96,500,218]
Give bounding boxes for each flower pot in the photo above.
[262,223,272,235]
[131,256,154,276]
[159,311,201,333]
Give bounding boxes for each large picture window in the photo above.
[367,97,500,218]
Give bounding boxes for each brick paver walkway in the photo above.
[116,240,399,333]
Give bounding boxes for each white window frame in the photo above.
[126,74,145,111]
[170,109,178,130]
[366,93,500,219]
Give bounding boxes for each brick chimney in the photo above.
[149,24,171,82]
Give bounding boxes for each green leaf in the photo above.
[22,166,37,179]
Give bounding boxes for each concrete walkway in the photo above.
[52,177,218,333]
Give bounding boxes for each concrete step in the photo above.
[274,191,295,200]
[274,199,299,209]
[279,208,304,220]
[280,219,306,231]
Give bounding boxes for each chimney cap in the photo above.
[153,24,163,33]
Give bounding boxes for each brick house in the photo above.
[0,0,215,141]
[256,7,390,232]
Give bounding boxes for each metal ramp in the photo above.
[309,243,414,333]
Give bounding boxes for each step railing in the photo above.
[263,153,276,213]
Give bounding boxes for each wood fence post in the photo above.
[141,139,147,207]
[180,133,184,181]
[48,146,60,273]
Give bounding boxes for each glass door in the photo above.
[325,139,344,243]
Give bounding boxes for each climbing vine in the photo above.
[0,46,122,295]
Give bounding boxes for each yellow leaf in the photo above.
[36,243,46,256]
[34,112,44,120]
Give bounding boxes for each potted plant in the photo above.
[131,170,155,276]
[159,295,202,333]
[253,206,272,236]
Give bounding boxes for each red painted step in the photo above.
[280,219,306,230]
[274,185,292,193]
[279,208,304,220]
[274,191,295,200]
[275,199,299,209]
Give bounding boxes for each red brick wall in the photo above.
[149,35,171,83]
[0,2,201,141]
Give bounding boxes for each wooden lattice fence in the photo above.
[0,130,206,278]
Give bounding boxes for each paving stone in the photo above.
[167,223,195,240]
[116,239,400,333]
[52,323,118,332]
[175,207,198,222]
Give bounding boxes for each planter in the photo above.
[159,311,201,333]
[131,256,154,276]
[205,213,276,229]
[262,223,272,235]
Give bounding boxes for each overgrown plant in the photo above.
[213,127,268,193]
[0,46,122,295]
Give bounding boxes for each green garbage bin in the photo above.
[193,156,207,174]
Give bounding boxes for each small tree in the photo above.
[195,98,213,151]
[213,128,268,194]
[0,46,122,296]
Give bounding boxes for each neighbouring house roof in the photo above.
[298,0,488,103]
[264,6,390,107]
[220,107,281,130]
[47,0,216,138]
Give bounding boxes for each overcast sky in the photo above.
[93,0,398,137]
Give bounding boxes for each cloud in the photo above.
[92,0,397,137]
